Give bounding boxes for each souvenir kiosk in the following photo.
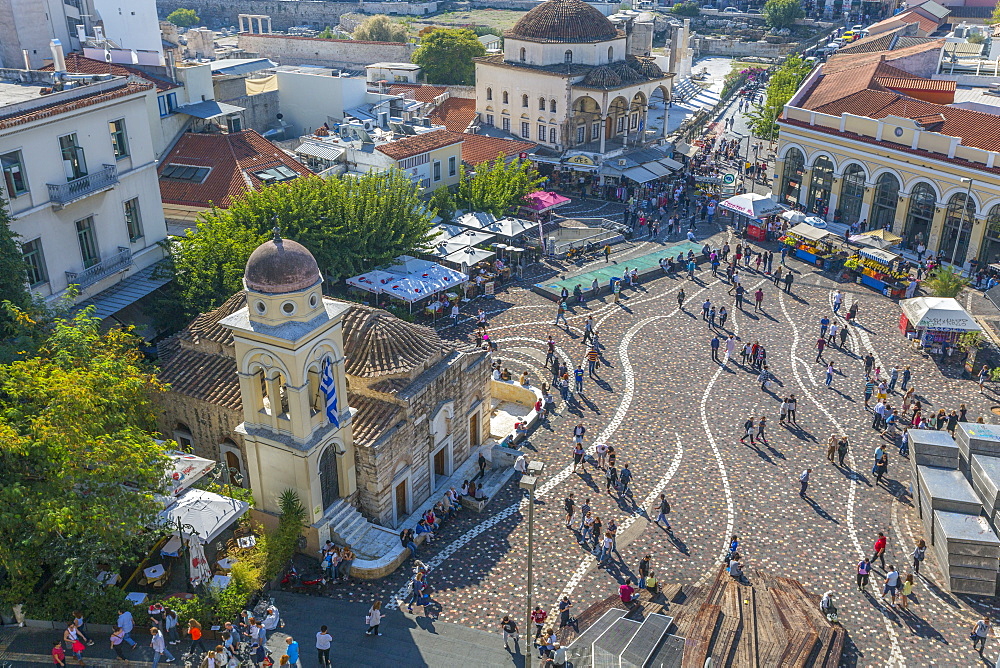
[899,297,981,355]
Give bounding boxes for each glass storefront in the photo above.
[942,192,976,266]
[870,172,899,231]
[979,205,1000,266]
[780,148,804,206]
[839,164,866,226]
[903,182,935,250]
[807,156,834,216]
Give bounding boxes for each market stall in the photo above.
[345,257,468,314]
[899,297,981,356]
[719,193,785,241]
[846,247,910,297]
[781,222,841,268]
[521,191,570,217]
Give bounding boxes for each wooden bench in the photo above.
[680,603,720,668]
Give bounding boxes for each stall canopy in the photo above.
[900,297,981,332]
[851,235,896,251]
[345,269,394,294]
[456,211,499,230]
[859,229,903,245]
[856,247,899,264]
[429,224,495,248]
[787,222,834,242]
[444,245,495,265]
[623,165,659,184]
[523,191,570,212]
[720,193,786,218]
[159,488,249,544]
[482,217,536,240]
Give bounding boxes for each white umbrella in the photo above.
[719,193,786,219]
[781,210,807,223]
[804,216,828,228]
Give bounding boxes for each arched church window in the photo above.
[550,99,557,112]
[502,90,508,104]
[486,87,492,100]
[539,96,545,111]
[608,46,613,61]
[564,50,573,63]
[522,94,528,108]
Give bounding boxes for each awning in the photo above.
[295,142,345,162]
[720,193,785,218]
[176,100,246,119]
[787,223,834,242]
[622,165,658,183]
[429,225,495,247]
[658,157,684,171]
[857,248,900,264]
[74,261,171,320]
[530,156,564,165]
[676,142,699,158]
[483,217,536,239]
[455,211,499,230]
[642,161,673,178]
[444,245,496,265]
[158,488,249,544]
[523,191,570,212]
[900,296,981,332]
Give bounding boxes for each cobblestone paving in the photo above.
[321,224,1000,665]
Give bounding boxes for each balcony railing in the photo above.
[47,164,118,206]
[66,246,132,289]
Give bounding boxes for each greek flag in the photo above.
[320,358,339,427]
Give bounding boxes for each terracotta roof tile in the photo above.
[178,292,245,348]
[375,129,463,161]
[837,30,900,54]
[874,75,956,93]
[447,132,536,165]
[387,83,448,104]
[0,81,151,130]
[41,52,179,92]
[157,338,243,411]
[429,97,478,132]
[158,130,314,209]
[342,304,446,378]
[507,0,621,43]
[812,88,900,117]
[801,60,885,109]
[350,394,403,447]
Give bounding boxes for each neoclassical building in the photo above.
[156,236,491,554]
[474,0,673,158]
[774,40,1000,268]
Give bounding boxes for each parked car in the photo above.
[723,7,741,12]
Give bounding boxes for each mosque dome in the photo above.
[506,0,620,43]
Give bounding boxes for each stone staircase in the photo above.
[672,77,720,107]
[326,498,399,561]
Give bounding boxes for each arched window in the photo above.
[522,94,528,108]
[564,50,573,63]
[903,182,936,250]
[608,46,614,61]
[550,99,557,113]
[220,439,245,486]
[318,445,340,510]
[943,191,976,267]
[871,172,900,231]
[520,47,526,62]
[807,156,834,215]
[780,148,804,206]
[980,205,1000,266]
[486,87,492,101]
[838,164,866,226]
[539,96,546,111]
[502,90,508,104]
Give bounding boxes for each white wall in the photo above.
[476,63,571,147]
[0,83,166,301]
[503,37,626,67]
[94,0,164,65]
[0,0,83,69]
[276,69,367,136]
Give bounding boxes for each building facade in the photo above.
[774,40,1000,269]
[473,0,672,158]
[0,70,167,308]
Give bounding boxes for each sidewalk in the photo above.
[0,594,522,667]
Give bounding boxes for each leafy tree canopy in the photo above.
[354,14,409,43]
[671,2,700,16]
[989,3,1000,25]
[157,173,433,324]
[763,0,805,28]
[412,28,486,85]
[746,56,813,139]
[0,204,31,337]
[925,266,970,298]
[0,309,171,603]
[457,156,544,218]
[165,8,200,27]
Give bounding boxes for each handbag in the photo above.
[365,615,371,625]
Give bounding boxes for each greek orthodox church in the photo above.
[156,235,490,569]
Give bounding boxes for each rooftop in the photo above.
[0,76,150,131]
[40,52,179,92]
[450,132,536,165]
[387,83,448,104]
[429,97,478,133]
[158,130,314,209]
[507,0,622,44]
[375,128,464,161]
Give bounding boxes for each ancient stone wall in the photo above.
[237,33,416,69]
[156,0,358,31]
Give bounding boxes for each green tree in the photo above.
[316,25,336,39]
[0,309,171,603]
[988,3,1000,25]
[457,156,544,218]
[165,8,200,27]
[671,2,700,16]
[428,185,457,223]
[153,214,269,326]
[763,0,805,29]
[0,205,30,337]
[746,56,812,139]
[412,28,486,85]
[924,266,970,298]
[264,490,307,579]
[354,14,409,42]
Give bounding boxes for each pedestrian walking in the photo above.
[912,539,926,575]
[719,306,729,329]
[754,288,764,312]
[587,346,599,378]
[819,316,830,338]
[366,601,383,636]
[110,627,130,665]
[150,628,175,668]
[756,415,767,443]
[574,365,584,394]
[779,397,788,425]
[837,436,849,467]
[677,288,685,310]
[826,434,837,462]
[833,290,843,313]
[882,566,900,607]
[702,298,711,320]
[740,417,755,444]
[827,322,838,344]
[971,617,991,654]
[863,379,875,408]
[315,626,333,667]
[815,336,827,363]
[783,271,793,293]
[839,325,849,349]
[711,335,720,361]
[825,362,834,387]
[555,300,569,327]
[888,365,899,393]
[872,532,888,570]
[655,493,671,530]
[901,365,911,390]
[787,395,797,424]
[734,285,745,309]
[500,616,519,651]
[799,469,810,497]
[564,492,576,526]
[857,558,872,591]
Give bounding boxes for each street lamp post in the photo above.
[520,460,545,668]
[950,177,974,273]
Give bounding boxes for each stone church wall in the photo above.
[156,392,248,470]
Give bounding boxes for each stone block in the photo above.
[950,576,998,596]
[933,511,1000,558]
[910,430,959,468]
[956,423,1000,461]
[971,454,1000,513]
[917,466,981,516]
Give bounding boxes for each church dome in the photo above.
[507,0,620,43]
[629,55,664,79]
[610,61,644,84]
[244,235,321,294]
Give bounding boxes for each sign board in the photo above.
[519,152,528,160]
[566,155,595,166]
[484,281,495,296]
[722,172,737,186]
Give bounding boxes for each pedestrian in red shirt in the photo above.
[619,580,638,606]
[754,288,764,312]
[530,606,547,641]
[815,337,826,363]
[872,532,887,570]
[51,641,66,667]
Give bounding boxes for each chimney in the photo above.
[50,39,66,73]
[22,49,30,70]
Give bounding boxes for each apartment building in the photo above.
[0,69,167,316]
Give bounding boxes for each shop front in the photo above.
[899,296,981,357]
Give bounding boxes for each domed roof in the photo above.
[629,55,664,79]
[341,305,445,378]
[507,0,620,43]
[583,65,623,88]
[610,61,644,84]
[244,232,321,294]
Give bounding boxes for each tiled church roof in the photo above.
[506,0,621,43]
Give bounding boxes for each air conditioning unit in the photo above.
[362,120,374,131]
[618,158,627,166]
